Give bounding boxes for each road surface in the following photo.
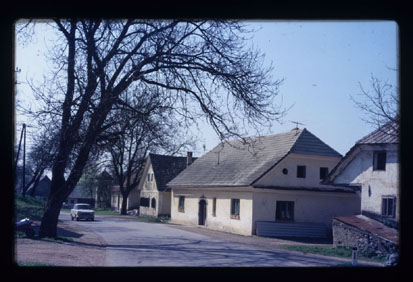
[59,212,376,267]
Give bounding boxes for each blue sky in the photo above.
[194,20,398,155]
[15,20,398,156]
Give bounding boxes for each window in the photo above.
[276,201,294,221]
[320,167,329,180]
[147,173,154,182]
[178,196,185,213]
[373,151,387,171]
[382,196,396,218]
[140,197,150,207]
[282,168,288,175]
[212,198,217,217]
[151,198,156,209]
[230,199,240,219]
[297,165,306,178]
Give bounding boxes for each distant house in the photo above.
[168,128,361,237]
[66,183,95,207]
[138,153,195,218]
[111,185,122,211]
[95,170,114,208]
[324,121,399,256]
[26,175,51,202]
[324,121,399,228]
[110,169,144,212]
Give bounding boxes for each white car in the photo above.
[70,203,95,221]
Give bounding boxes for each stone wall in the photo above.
[332,218,398,257]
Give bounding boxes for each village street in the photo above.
[58,212,378,267]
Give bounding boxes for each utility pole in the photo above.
[22,123,26,196]
[14,123,27,195]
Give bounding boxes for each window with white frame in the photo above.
[212,198,217,217]
[230,199,240,219]
[382,196,396,218]
[178,196,185,213]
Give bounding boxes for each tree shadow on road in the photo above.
[100,237,360,267]
[30,222,84,240]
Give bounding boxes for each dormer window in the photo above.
[373,151,387,171]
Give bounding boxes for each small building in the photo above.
[138,153,195,218]
[95,170,114,208]
[325,121,399,228]
[168,128,361,237]
[26,175,51,202]
[111,185,122,211]
[66,184,95,207]
[110,169,143,212]
[324,121,399,257]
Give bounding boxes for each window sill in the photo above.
[230,215,240,220]
[178,208,185,213]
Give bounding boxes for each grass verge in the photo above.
[276,245,386,263]
[18,261,56,267]
[15,194,46,221]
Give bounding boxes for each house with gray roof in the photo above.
[137,152,196,217]
[322,121,399,257]
[324,120,399,228]
[167,128,361,237]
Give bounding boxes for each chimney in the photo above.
[186,152,193,167]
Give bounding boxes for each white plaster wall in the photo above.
[254,153,341,188]
[252,189,361,232]
[333,144,399,220]
[139,164,160,217]
[171,188,254,236]
[158,191,171,216]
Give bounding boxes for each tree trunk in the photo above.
[120,193,128,215]
[38,196,64,238]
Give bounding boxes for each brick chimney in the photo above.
[187,152,193,167]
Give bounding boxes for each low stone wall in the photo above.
[332,218,398,257]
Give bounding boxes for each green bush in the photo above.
[278,245,385,263]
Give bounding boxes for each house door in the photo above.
[198,199,207,225]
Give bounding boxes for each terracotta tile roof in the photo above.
[334,215,398,244]
[168,128,341,188]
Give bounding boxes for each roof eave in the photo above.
[253,185,358,193]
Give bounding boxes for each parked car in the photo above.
[70,203,95,221]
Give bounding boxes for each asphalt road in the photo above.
[59,212,374,267]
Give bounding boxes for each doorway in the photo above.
[198,199,207,225]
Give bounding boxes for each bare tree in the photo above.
[17,20,284,238]
[351,74,399,135]
[102,85,194,215]
[16,125,58,197]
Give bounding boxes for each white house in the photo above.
[138,153,195,218]
[324,121,399,228]
[167,128,361,237]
